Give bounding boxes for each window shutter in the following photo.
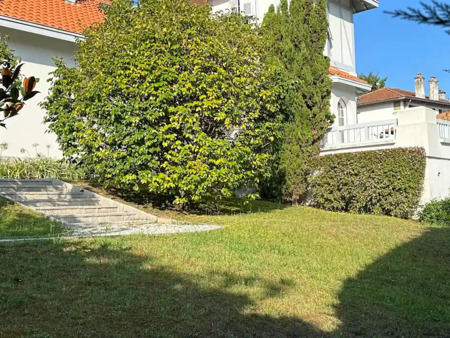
[240,0,255,16]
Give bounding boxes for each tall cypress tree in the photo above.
[262,0,332,204]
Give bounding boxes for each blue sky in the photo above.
[354,0,450,95]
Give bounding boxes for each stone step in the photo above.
[0,186,68,193]
[19,198,103,207]
[67,220,159,228]
[37,205,119,215]
[0,179,55,186]
[0,191,86,201]
[52,212,147,224]
[0,179,161,234]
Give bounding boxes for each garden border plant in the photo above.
[308,147,426,218]
[419,198,450,226]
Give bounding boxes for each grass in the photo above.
[1,198,449,337]
[0,197,64,238]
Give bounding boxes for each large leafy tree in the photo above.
[358,72,387,91]
[43,0,282,207]
[261,0,332,204]
[0,37,38,129]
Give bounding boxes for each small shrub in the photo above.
[0,155,84,181]
[419,198,450,226]
[308,147,426,219]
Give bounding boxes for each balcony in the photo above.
[321,119,398,150]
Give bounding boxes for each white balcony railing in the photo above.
[438,119,450,141]
[321,119,398,148]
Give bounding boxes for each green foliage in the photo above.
[0,155,85,180]
[0,35,39,129]
[261,0,333,203]
[0,35,17,66]
[419,198,450,226]
[43,0,282,207]
[358,71,387,91]
[309,148,426,218]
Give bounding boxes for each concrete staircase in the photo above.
[0,179,160,236]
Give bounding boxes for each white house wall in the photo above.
[327,0,355,73]
[330,82,358,126]
[357,102,394,124]
[0,27,76,158]
[358,101,450,125]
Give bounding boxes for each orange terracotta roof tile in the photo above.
[0,0,106,34]
[358,87,450,106]
[328,66,368,84]
[437,111,450,121]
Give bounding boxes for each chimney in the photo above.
[439,89,446,101]
[429,76,439,101]
[415,73,425,99]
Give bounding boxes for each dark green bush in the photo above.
[308,147,426,218]
[419,198,450,226]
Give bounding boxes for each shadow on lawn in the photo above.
[1,227,450,337]
[0,197,62,237]
[80,181,288,216]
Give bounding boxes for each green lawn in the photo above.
[1,200,449,337]
[0,197,64,238]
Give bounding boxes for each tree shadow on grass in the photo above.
[0,239,322,337]
[334,226,450,337]
[78,181,288,216]
[0,197,63,238]
[1,227,450,337]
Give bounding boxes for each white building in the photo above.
[0,0,104,158]
[321,74,450,203]
[0,0,377,158]
[357,74,450,124]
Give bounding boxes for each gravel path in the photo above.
[0,223,223,243]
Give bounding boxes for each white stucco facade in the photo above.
[0,25,77,158]
[358,100,450,125]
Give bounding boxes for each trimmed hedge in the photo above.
[308,147,426,218]
[419,198,450,226]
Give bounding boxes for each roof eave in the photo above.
[331,75,372,92]
[0,14,84,42]
[358,96,450,107]
[353,0,379,13]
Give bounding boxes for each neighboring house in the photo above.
[0,0,377,158]
[357,74,450,124]
[321,73,450,203]
[0,0,105,157]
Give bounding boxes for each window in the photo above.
[338,99,346,126]
[394,102,401,111]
